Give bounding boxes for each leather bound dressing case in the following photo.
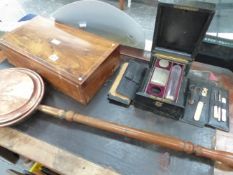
[134,2,215,119]
[0,17,120,104]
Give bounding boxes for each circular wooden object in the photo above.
[0,68,44,127]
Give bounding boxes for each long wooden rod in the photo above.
[37,105,233,167]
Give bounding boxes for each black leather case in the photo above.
[135,2,215,119]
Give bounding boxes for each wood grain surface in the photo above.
[0,44,232,174]
[1,17,119,83]
[0,49,5,63]
[0,127,119,175]
[0,17,120,104]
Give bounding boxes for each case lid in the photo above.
[152,1,215,59]
[0,17,119,85]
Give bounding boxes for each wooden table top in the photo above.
[0,46,232,175]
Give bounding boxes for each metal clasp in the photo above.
[154,101,163,107]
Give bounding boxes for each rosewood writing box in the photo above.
[134,2,215,119]
[0,17,120,104]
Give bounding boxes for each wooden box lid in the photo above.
[0,17,119,85]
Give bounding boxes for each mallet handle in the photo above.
[38,105,233,167]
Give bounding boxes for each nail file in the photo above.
[194,87,208,121]
[222,109,227,122]
[214,105,218,119]
[213,90,218,119]
[194,101,204,121]
[217,107,221,121]
[218,92,221,121]
[221,97,227,122]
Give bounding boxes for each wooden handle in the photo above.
[37,105,233,167]
[119,0,125,10]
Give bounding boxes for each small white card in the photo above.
[49,54,59,62]
[51,39,61,45]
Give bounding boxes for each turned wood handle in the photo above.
[37,105,233,167]
[197,148,233,167]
